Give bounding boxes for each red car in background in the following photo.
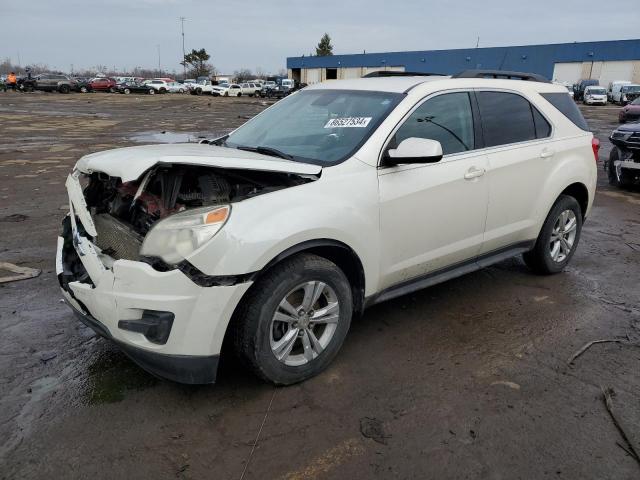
[619,98,640,123]
[89,77,117,92]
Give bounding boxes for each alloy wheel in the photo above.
[269,281,340,366]
[549,209,577,263]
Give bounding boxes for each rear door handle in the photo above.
[540,148,555,158]
[464,166,485,180]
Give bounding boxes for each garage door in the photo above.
[552,63,583,84]
[599,61,634,87]
[303,68,321,84]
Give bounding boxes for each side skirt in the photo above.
[365,241,535,307]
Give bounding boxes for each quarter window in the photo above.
[476,91,550,147]
[393,92,475,155]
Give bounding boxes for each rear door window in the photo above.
[476,91,541,147]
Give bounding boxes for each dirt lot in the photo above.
[1,92,639,480]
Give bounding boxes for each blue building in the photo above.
[287,39,640,86]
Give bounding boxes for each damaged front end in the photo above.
[56,154,320,383]
[65,163,315,274]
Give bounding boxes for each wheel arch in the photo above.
[560,182,589,219]
[251,239,366,318]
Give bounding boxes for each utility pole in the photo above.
[179,17,186,79]
[157,44,161,75]
[476,36,480,48]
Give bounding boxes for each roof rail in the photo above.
[362,71,445,78]
[453,69,550,83]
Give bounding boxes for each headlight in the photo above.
[140,205,230,264]
[611,130,632,141]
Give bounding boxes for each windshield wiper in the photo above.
[236,145,294,160]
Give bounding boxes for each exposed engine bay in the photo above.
[80,164,315,261]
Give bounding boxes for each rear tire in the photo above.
[523,195,582,275]
[59,84,70,94]
[148,88,155,95]
[232,254,353,385]
[123,88,131,95]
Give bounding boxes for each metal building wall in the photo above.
[287,39,640,81]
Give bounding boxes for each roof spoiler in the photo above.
[452,69,550,83]
[362,71,446,78]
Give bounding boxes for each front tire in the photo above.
[233,254,353,385]
[59,84,70,94]
[523,195,582,275]
[148,88,155,95]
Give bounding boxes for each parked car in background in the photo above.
[240,83,259,96]
[211,84,229,96]
[608,123,640,187]
[189,80,216,95]
[618,98,640,123]
[57,71,597,385]
[182,79,198,90]
[574,79,599,102]
[166,82,187,93]
[616,84,640,105]
[20,73,78,93]
[90,77,117,92]
[116,81,155,95]
[226,84,243,96]
[608,81,631,102]
[73,78,93,93]
[145,80,170,93]
[583,86,607,105]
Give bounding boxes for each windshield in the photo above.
[224,89,402,165]
[623,85,640,93]
[587,88,606,95]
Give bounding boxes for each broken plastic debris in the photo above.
[0,262,41,284]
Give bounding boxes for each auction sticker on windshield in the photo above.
[324,117,372,128]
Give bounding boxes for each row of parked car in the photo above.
[1,72,306,99]
[187,78,304,98]
[568,79,640,106]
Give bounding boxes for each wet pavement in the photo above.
[1,93,639,479]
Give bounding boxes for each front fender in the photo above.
[186,159,381,296]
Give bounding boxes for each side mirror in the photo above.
[384,138,443,166]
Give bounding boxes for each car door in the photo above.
[377,91,489,290]
[474,90,554,254]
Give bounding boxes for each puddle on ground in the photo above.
[129,131,222,144]
[85,347,158,404]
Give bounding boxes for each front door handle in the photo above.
[540,148,555,158]
[464,166,486,180]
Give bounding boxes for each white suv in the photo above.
[57,71,597,385]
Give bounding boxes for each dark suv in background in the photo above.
[20,73,78,93]
[607,123,640,187]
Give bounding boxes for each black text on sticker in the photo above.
[324,117,372,128]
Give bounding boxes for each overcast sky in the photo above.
[1,0,638,75]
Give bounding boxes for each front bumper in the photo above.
[58,172,253,383]
[69,301,220,383]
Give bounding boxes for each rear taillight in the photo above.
[592,137,600,162]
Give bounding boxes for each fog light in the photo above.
[118,310,174,345]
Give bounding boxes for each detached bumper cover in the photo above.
[70,302,219,384]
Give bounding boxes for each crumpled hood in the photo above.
[75,143,322,182]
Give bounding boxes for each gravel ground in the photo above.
[0,92,639,479]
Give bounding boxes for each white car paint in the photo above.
[583,86,607,105]
[59,75,597,382]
